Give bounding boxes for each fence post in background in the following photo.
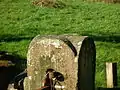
[106,62,117,88]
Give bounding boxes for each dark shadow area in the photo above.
[0,34,34,42]
[78,37,96,90]
[0,51,27,90]
[81,33,120,43]
[0,66,19,90]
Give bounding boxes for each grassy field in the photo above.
[0,0,120,88]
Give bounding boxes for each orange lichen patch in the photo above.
[0,60,15,67]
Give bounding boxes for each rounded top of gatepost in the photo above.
[24,35,96,90]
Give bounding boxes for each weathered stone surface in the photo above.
[24,35,96,90]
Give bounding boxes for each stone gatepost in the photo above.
[24,35,96,90]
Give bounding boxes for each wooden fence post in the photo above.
[106,62,117,88]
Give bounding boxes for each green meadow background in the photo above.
[0,0,120,88]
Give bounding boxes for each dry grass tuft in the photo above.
[32,0,66,8]
[89,0,120,3]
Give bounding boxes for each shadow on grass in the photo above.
[1,33,120,43]
[92,35,120,43]
[0,51,27,90]
[81,33,120,43]
[0,34,34,42]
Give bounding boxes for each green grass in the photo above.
[0,0,120,88]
